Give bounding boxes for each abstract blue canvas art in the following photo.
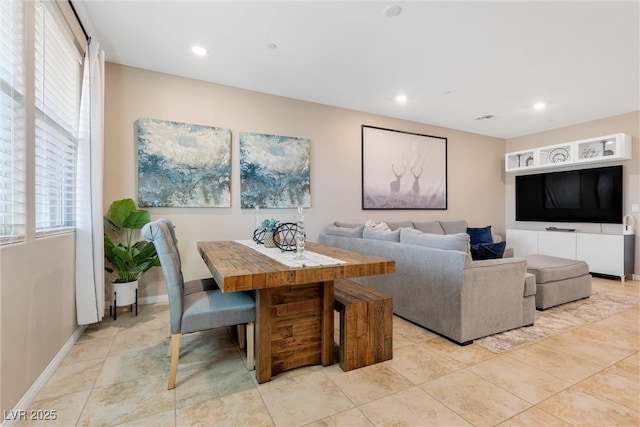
[137,118,231,207]
[240,132,311,208]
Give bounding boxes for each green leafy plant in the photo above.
[104,198,160,283]
[258,218,279,232]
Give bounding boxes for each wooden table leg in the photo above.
[321,280,335,366]
[256,289,272,384]
[255,281,335,383]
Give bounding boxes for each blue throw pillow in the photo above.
[467,226,493,245]
[470,241,506,260]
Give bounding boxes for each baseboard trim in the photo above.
[632,274,640,281]
[1,325,87,427]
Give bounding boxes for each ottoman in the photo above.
[523,254,592,310]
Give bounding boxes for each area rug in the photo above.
[475,291,638,353]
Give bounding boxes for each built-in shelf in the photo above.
[505,133,632,173]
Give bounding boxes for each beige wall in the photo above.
[105,63,507,298]
[0,233,77,412]
[505,112,640,275]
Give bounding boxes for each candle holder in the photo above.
[294,206,306,260]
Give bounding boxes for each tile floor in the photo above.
[19,277,639,426]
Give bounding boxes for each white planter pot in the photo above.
[110,280,139,320]
[111,280,138,307]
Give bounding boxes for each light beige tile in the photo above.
[63,335,114,364]
[95,348,170,388]
[538,329,635,367]
[77,374,175,426]
[592,278,640,298]
[177,328,240,364]
[255,364,320,384]
[537,388,640,426]
[388,340,465,384]
[359,386,472,426]
[610,352,640,380]
[322,362,413,405]
[497,406,571,427]
[177,388,273,427]
[423,337,496,366]
[420,370,531,426]
[257,370,353,426]
[174,347,256,409]
[468,354,571,404]
[78,319,121,342]
[107,325,170,357]
[305,408,373,427]
[115,409,175,427]
[393,316,438,347]
[36,358,104,400]
[507,342,602,383]
[569,322,640,352]
[573,366,640,410]
[589,308,640,339]
[15,390,90,427]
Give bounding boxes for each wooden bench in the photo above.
[333,279,393,371]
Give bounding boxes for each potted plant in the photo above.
[104,198,160,313]
[257,218,279,248]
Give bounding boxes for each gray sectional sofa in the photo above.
[319,220,536,345]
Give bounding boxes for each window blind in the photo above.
[0,0,26,244]
[34,0,82,235]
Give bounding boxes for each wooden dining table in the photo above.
[197,240,396,383]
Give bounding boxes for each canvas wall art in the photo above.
[137,118,231,207]
[362,125,447,210]
[240,132,310,208]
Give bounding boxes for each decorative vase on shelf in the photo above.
[264,231,276,248]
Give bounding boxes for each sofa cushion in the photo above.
[470,242,506,260]
[440,220,468,234]
[385,220,414,231]
[363,226,401,242]
[467,226,493,245]
[400,228,470,252]
[334,221,361,228]
[413,221,445,234]
[323,224,365,238]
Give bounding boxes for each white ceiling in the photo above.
[72,1,640,139]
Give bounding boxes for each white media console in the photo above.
[506,229,635,281]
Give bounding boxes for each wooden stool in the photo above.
[333,279,393,371]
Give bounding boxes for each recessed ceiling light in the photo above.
[532,102,546,110]
[395,94,407,103]
[384,5,402,17]
[192,46,207,56]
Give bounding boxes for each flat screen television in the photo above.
[515,165,623,224]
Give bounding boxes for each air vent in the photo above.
[475,114,497,121]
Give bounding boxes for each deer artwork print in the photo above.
[411,167,423,196]
[390,164,406,195]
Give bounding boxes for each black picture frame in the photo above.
[361,125,447,210]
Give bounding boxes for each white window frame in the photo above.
[0,0,27,244]
[34,0,83,237]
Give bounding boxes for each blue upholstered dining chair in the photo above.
[141,219,256,390]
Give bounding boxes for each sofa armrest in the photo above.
[503,247,514,258]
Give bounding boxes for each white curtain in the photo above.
[75,39,105,325]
